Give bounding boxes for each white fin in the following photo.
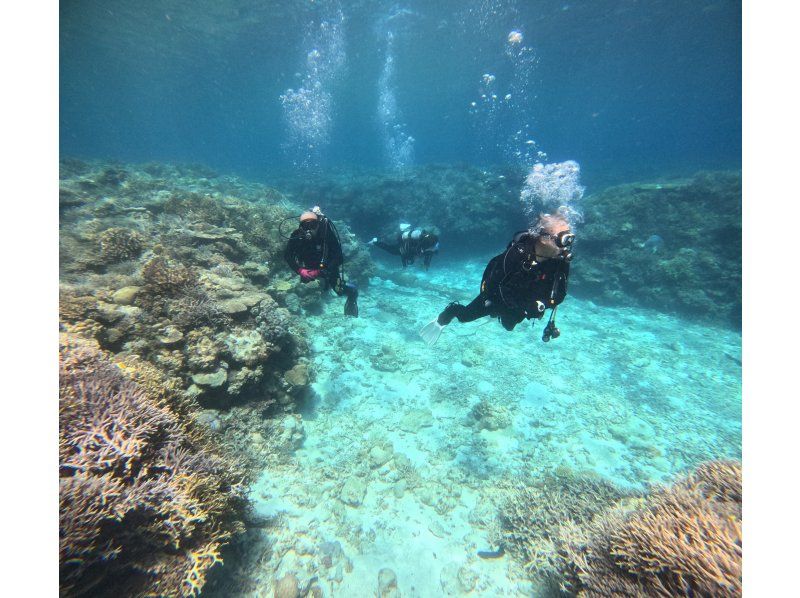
[419,319,445,346]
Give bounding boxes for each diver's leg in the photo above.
[421,295,489,346]
[328,269,358,317]
[438,295,490,325]
[374,241,401,256]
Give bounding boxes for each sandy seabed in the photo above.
[223,257,741,597]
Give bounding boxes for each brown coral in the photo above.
[141,255,198,297]
[499,470,630,577]
[98,227,145,263]
[59,333,246,597]
[557,460,742,597]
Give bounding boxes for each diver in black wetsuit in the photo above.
[284,207,359,317]
[368,224,440,270]
[420,213,574,345]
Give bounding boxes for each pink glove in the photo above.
[298,268,321,282]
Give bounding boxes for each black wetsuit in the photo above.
[374,228,439,269]
[438,232,569,331]
[284,217,358,314]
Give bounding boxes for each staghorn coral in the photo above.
[59,333,246,597]
[557,460,742,597]
[171,292,232,330]
[498,470,630,578]
[98,227,145,263]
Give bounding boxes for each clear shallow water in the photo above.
[60,0,741,187]
[59,0,741,594]
[223,257,740,595]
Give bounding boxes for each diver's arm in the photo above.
[284,234,303,272]
[423,251,433,269]
[552,261,570,305]
[321,220,343,270]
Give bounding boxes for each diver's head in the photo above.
[533,213,574,261]
[299,211,320,239]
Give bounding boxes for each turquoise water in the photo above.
[59,1,741,595]
[226,259,740,595]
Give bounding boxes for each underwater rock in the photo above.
[225,329,271,366]
[368,444,393,468]
[158,325,184,346]
[377,568,400,597]
[399,408,433,433]
[470,399,511,431]
[439,562,477,595]
[111,285,140,305]
[427,519,447,538]
[284,363,310,387]
[194,409,225,432]
[220,298,249,314]
[392,480,407,498]
[192,368,228,388]
[574,170,741,326]
[340,477,367,507]
[274,573,300,598]
[279,414,305,450]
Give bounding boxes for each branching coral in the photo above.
[59,333,247,597]
[498,470,630,578]
[141,255,198,297]
[59,288,98,323]
[557,460,742,597]
[98,227,145,263]
[172,292,231,330]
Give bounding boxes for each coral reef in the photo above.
[274,166,740,326]
[59,333,247,597]
[575,171,742,326]
[98,227,146,263]
[500,460,742,596]
[498,469,631,578]
[270,164,528,253]
[58,158,374,412]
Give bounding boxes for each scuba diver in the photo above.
[368,223,440,270]
[284,206,359,317]
[419,213,573,345]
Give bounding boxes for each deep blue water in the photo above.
[60,0,740,188]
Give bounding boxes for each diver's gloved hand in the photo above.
[298,268,321,282]
[367,237,378,245]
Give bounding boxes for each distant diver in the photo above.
[420,213,573,345]
[285,206,359,317]
[368,223,440,270]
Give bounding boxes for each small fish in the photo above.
[639,234,664,253]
